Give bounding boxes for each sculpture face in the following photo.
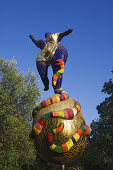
[45,32,51,38]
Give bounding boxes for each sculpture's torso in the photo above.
[36,33,68,66]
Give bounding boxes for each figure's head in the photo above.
[45,32,51,39]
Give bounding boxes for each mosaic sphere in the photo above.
[31,94,89,165]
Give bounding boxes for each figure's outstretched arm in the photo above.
[58,28,73,42]
[29,34,41,48]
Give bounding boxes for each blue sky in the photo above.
[0,0,113,126]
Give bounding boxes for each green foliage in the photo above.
[0,115,36,169]
[0,58,41,169]
[0,58,41,121]
[76,70,113,170]
[89,71,113,169]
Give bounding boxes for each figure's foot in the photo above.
[44,86,49,91]
[54,88,68,95]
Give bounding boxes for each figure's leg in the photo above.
[55,74,63,89]
[51,47,68,90]
[36,61,49,91]
[51,59,64,90]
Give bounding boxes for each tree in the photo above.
[0,58,41,121]
[90,71,113,170]
[72,70,113,170]
[0,58,41,169]
[77,70,113,170]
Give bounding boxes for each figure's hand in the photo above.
[69,28,73,33]
[29,34,34,40]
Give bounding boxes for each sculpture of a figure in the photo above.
[29,28,90,166]
[29,28,73,91]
